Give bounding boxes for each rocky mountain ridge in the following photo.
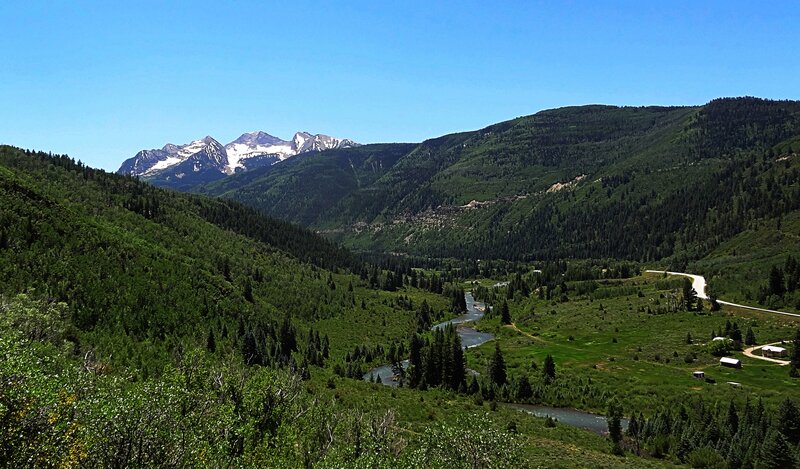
[117,131,358,189]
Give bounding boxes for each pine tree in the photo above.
[745,327,756,346]
[769,266,785,297]
[488,342,507,386]
[543,354,556,384]
[682,278,697,311]
[627,413,640,455]
[500,301,511,325]
[278,317,296,360]
[731,323,743,347]
[243,281,254,303]
[206,329,216,353]
[727,401,739,435]
[515,375,532,401]
[242,330,260,365]
[791,328,800,370]
[776,398,800,445]
[408,333,424,388]
[467,375,479,394]
[759,430,794,469]
[607,400,623,453]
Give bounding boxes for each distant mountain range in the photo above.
[117,131,358,189]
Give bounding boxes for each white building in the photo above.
[762,345,788,358]
[692,371,705,379]
[719,357,742,368]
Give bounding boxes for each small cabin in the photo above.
[719,357,742,368]
[762,345,788,358]
[712,337,727,342]
[692,371,705,379]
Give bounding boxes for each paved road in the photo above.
[644,270,800,319]
[743,342,791,366]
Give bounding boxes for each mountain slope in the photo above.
[0,145,413,375]
[195,98,800,264]
[197,143,416,226]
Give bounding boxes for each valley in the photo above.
[5,2,800,466]
[3,97,800,467]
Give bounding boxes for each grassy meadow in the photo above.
[467,273,799,415]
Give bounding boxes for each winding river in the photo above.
[363,292,493,386]
[507,404,629,435]
[363,291,624,435]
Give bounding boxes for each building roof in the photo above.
[719,357,741,365]
[762,345,786,353]
[712,337,728,341]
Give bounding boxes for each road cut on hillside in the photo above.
[644,270,800,319]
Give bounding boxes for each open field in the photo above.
[467,274,799,415]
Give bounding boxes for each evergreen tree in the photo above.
[206,329,216,353]
[467,375,479,395]
[416,300,432,332]
[759,430,795,469]
[776,398,800,445]
[449,332,466,391]
[730,324,743,347]
[500,301,511,325]
[408,333,424,388]
[515,375,532,401]
[682,278,697,311]
[242,330,260,365]
[488,342,507,386]
[542,354,556,384]
[726,401,739,435]
[745,326,756,346]
[791,328,800,370]
[769,266,785,297]
[243,281,254,303]
[627,413,640,455]
[607,400,623,453]
[278,317,296,360]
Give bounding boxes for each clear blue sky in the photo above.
[1,1,798,170]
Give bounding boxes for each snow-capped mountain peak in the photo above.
[117,130,360,185]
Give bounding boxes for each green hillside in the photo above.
[197,98,800,266]
[0,146,434,374]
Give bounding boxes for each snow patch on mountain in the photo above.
[119,130,359,178]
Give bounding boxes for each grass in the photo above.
[467,274,799,415]
[307,364,672,467]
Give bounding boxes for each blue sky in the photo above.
[1,1,798,170]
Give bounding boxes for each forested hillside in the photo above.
[0,146,429,375]
[0,146,627,466]
[196,98,800,267]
